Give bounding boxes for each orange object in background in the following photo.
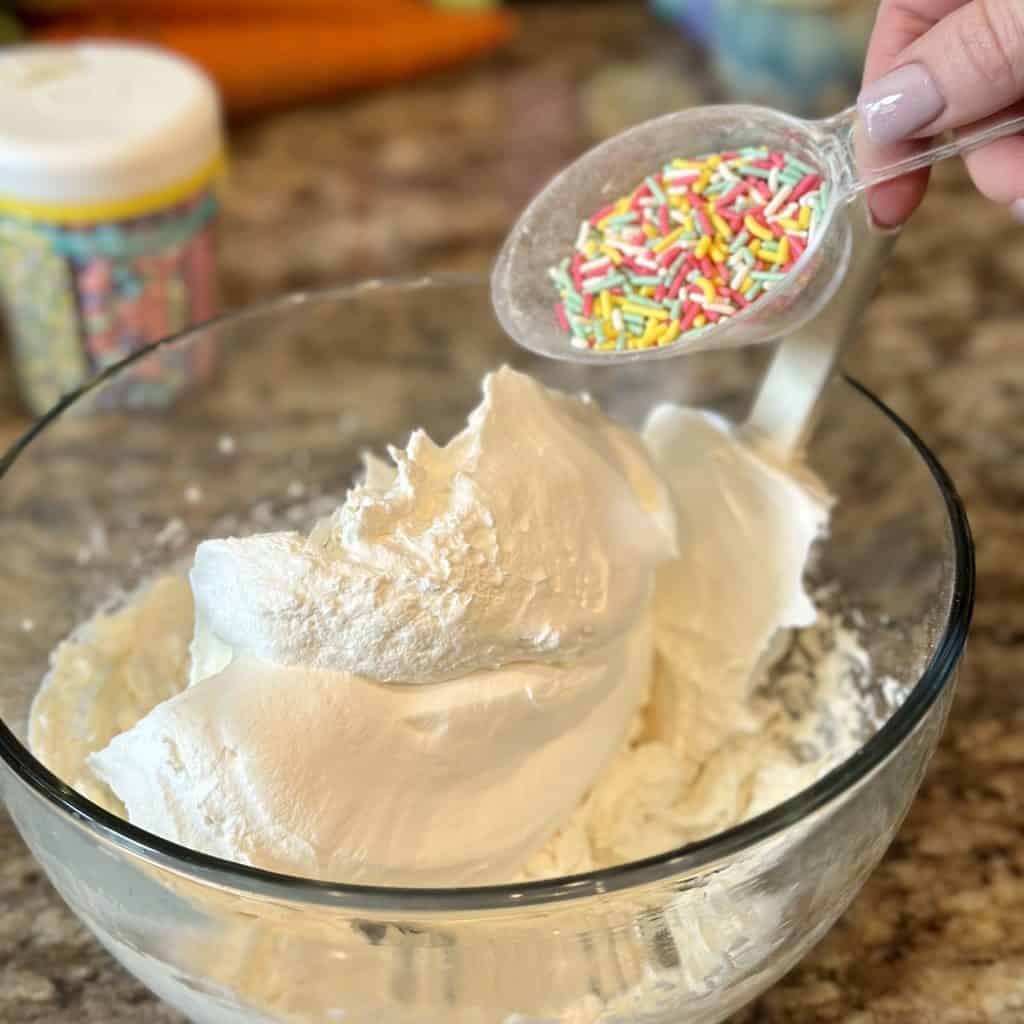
[31,4,516,116]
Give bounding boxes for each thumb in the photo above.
[858,0,1024,143]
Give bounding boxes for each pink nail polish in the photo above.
[858,64,946,144]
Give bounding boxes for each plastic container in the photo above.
[0,42,225,414]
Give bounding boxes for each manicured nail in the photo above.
[858,64,945,144]
[1011,199,1024,223]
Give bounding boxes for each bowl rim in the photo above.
[0,273,975,912]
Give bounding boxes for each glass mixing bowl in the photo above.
[0,277,973,1023]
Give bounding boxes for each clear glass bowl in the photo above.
[0,276,973,1024]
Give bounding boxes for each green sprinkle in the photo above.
[631,274,664,286]
[626,319,645,336]
[668,299,682,320]
[728,229,751,252]
[750,270,786,281]
[760,240,779,254]
[615,334,627,351]
[583,272,624,294]
[564,291,584,313]
[787,156,817,176]
[742,166,774,180]
[745,282,763,300]
[667,252,688,278]
[623,291,663,309]
[606,212,639,226]
[645,176,667,204]
[593,319,606,342]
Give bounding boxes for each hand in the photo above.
[858,0,1024,226]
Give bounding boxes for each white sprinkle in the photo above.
[670,209,687,224]
[581,257,611,273]
[706,302,737,316]
[769,167,780,192]
[730,266,747,290]
[635,257,658,271]
[575,220,591,252]
[570,337,589,349]
[764,184,793,218]
[611,308,624,331]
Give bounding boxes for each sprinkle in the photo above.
[548,145,826,353]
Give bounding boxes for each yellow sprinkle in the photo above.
[694,314,707,328]
[798,205,812,230]
[621,303,669,320]
[640,286,656,298]
[651,226,685,254]
[741,276,753,292]
[691,172,710,195]
[695,236,712,260]
[596,340,616,351]
[760,247,785,265]
[672,159,703,169]
[711,213,733,239]
[614,197,631,215]
[779,218,802,232]
[706,154,722,169]
[710,244,727,263]
[749,239,761,257]
[642,223,659,239]
[660,320,681,346]
[744,215,774,241]
[583,241,599,259]
[599,245,623,266]
[694,277,716,302]
[777,237,790,264]
[600,289,612,321]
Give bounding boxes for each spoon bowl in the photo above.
[492,105,853,365]
[494,101,1024,364]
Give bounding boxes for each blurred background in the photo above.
[0,0,880,426]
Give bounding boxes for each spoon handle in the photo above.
[821,104,1024,197]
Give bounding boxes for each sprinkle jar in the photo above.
[0,43,225,414]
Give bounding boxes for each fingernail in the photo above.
[1012,199,1024,223]
[858,63,945,144]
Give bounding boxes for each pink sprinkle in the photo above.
[728,288,749,307]
[571,252,584,292]
[695,209,712,236]
[555,302,570,331]
[583,293,594,317]
[715,182,747,208]
[746,179,771,202]
[681,302,701,330]
[700,256,716,278]
[658,244,682,268]
[589,203,616,227]
[789,237,806,261]
[770,221,786,239]
[658,206,670,235]
[789,174,822,203]
[668,269,688,300]
[706,311,721,323]
[654,284,667,303]
[720,150,738,160]
[582,260,611,279]
[725,214,744,233]
[751,159,774,170]
[771,152,785,168]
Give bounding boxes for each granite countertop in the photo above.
[2,4,1023,1022]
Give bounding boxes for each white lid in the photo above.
[0,42,223,216]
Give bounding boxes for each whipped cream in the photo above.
[84,368,678,885]
[31,367,840,889]
[188,366,677,685]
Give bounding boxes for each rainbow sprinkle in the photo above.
[548,146,827,353]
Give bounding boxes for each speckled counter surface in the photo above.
[1,4,1023,1022]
